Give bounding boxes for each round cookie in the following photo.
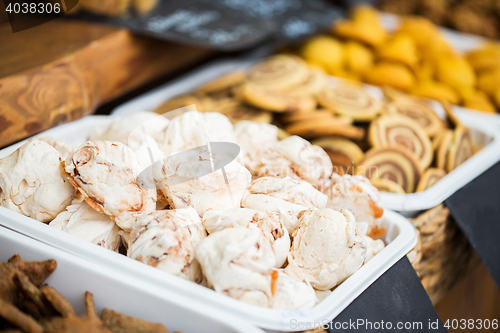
[318,84,382,121]
[384,99,444,137]
[312,137,364,175]
[370,178,406,194]
[285,118,365,140]
[241,83,317,113]
[369,115,433,169]
[447,125,474,172]
[436,129,454,170]
[416,168,447,192]
[355,146,423,193]
[195,70,247,94]
[247,54,310,91]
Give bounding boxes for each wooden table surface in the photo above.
[0,18,213,148]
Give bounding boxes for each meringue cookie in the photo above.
[202,208,290,267]
[132,134,166,171]
[241,176,328,234]
[325,173,384,226]
[196,227,276,307]
[159,111,237,156]
[153,158,251,217]
[88,111,169,147]
[64,141,156,231]
[270,257,318,310]
[254,136,333,190]
[234,121,278,172]
[49,201,121,251]
[356,222,385,264]
[35,137,78,160]
[0,140,74,222]
[128,208,206,283]
[290,208,367,290]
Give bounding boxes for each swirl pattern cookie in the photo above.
[447,126,474,172]
[369,115,433,169]
[384,100,443,137]
[195,70,247,94]
[355,146,423,193]
[241,83,316,113]
[285,118,365,140]
[416,168,447,192]
[369,178,406,194]
[312,137,364,175]
[247,54,310,90]
[436,130,454,170]
[318,85,382,121]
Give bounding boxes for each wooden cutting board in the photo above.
[0,18,213,148]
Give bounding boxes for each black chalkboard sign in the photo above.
[68,0,344,51]
[446,161,500,288]
[329,257,446,333]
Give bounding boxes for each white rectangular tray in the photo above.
[0,115,417,331]
[0,226,265,333]
[109,58,500,213]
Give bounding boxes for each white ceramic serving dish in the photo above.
[0,226,265,333]
[109,58,500,213]
[0,115,417,331]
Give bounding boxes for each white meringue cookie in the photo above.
[35,137,79,160]
[128,208,207,283]
[196,227,276,307]
[49,201,121,251]
[233,121,278,172]
[202,208,290,267]
[0,140,74,222]
[241,176,328,234]
[159,111,237,156]
[254,136,333,190]
[324,173,384,226]
[357,222,385,264]
[132,134,166,171]
[88,111,169,147]
[290,208,367,290]
[270,269,317,310]
[153,158,251,217]
[64,141,156,231]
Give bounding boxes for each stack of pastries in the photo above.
[296,5,500,114]
[0,109,390,310]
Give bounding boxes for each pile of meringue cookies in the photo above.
[0,110,386,310]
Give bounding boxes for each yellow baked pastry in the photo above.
[332,19,387,47]
[411,80,460,104]
[301,36,345,73]
[466,43,500,73]
[477,68,500,97]
[435,55,476,90]
[397,16,440,51]
[364,62,415,91]
[462,90,497,113]
[344,41,374,75]
[377,33,419,69]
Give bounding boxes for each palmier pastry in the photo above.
[384,99,443,137]
[447,126,474,172]
[312,137,364,175]
[281,109,352,125]
[241,83,316,113]
[247,54,310,91]
[355,146,423,193]
[416,168,447,192]
[195,70,247,94]
[318,85,382,121]
[436,129,454,170]
[369,178,406,194]
[285,118,365,140]
[369,115,433,169]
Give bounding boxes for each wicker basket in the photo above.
[408,204,480,304]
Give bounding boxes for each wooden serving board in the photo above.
[0,18,212,148]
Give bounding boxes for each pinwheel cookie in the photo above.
[447,125,474,173]
[369,115,433,169]
[318,84,382,121]
[416,168,447,192]
[355,146,423,193]
[312,137,364,175]
[369,178,406,194]
[384,99,444,137]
